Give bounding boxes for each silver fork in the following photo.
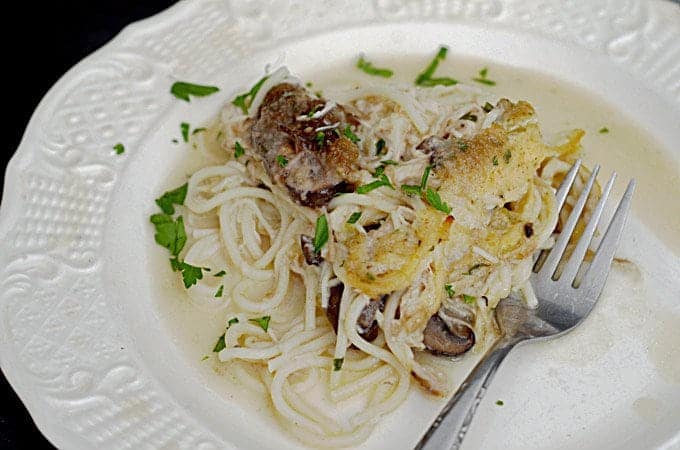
[416,160,635,450]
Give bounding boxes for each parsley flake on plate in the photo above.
[171,81,220,102]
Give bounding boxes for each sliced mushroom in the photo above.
[422,314,475,356]
[300,234,323,265]
[325,283,384,342]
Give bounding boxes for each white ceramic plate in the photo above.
[1,1,679,449]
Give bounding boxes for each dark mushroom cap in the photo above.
[423,314,475,356]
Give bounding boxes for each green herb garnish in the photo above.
[232,75,269,114]
[113,143,125,155]
[415,47,458,87]
[472,67,496,86]
[155,183,188,215]
[305,81,313,87]
[192,127,207,135]
[424,188,451,214]
[343,125,360,144]
[401,184,422,196]
[492,156,499,166]
[381,159,398,165]
[250,316,271,332]
[313,214,329,253]
[420,165,432,190]
[483,102,494,112]
[214,270,226,277]
[315,131,325,147]
[356,174,393,194]
[599,127,609,134]
[171,81,220,102]
[503,149,512,163]
[180,122,190,142]
[373,165,385,178]
[357,55,394,78]
[496,400,504,406]
[150,214,187,256]
[445,284,455,298]
[234,141,245,159]
[333,358,344,371]
[276,155,288,167]
[457,140,468,152]
[213,335,226,353]
[459,112,477,122]
[212,317,240,352]
[375,138,386,155]
[174,259,203,288]
[214,285,224,298]
[347,212,362,224]
[462,294,476,304]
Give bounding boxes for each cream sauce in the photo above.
[153,55,680,448]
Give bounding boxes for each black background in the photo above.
[1,2,176,448]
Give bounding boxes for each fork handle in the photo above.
[416,340,515,450]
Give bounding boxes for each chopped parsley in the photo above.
[415,46,458,87]
[459,112,477,122]
[150,214,187,256]
[315,131,325,147]
[192,127,207,135]
[234,141,245,158]
[214,270,226,277]
[424,188,451,214]
[375,138,386,155]
[492,155,499,166]
[213,318,240,352]
[356,174,394,193]
[170,81,220,102]
[305,81,313,87]
[232,75,269,114]
[276,155,288,167]
[171,259,203,288]
[201,355,210,361]
[483,102,494,112]
[466,263,488,275]
[599,127,609,134]
[457,140,468,152]
[381,159,398,165]
[366,272,376,281]
[307,104,322,117]
[180,122,190,142]
[462,294,476,305]
[496,400,504,406]
[333,358,344,371]
[214,285,224,298]
[472,67,496,86]
[343,125,360,144]
[445,284,455,298]
[313,214,329,253]
[155,183,188,215]
[503,149,512,163]
[347,211,362,224]
[213,335,226,353]
[373,165,385,178]
[420,165,432,190]
[401,184,422,196]
[113,143,125,155]
[356,55,394,78]
[249,316,271,332]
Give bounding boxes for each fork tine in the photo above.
[580,180,635,296]
[560,172,617,285]
[555,159,582,212]
[539,165,600,278]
